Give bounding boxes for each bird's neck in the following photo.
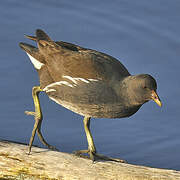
[114,76,146,107]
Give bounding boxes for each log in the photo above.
[0,140,180,180]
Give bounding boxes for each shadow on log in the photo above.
[0,139,180,180]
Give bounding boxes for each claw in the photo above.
[25,111,36,116]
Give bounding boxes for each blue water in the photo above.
[0,0,180,170]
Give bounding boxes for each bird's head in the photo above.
[124,74,162,107]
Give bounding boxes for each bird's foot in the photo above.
[74,149,127,163]
[25,110,59,153]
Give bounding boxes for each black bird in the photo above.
[19,29,161,162]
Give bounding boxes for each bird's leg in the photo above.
[74,116,96,161]
[25,86,58,154]
[75,116,126,163]
[83,116,97,161]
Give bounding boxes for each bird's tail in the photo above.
[24,29,51,43]
[24,29,57,48]
[35,29,58,48]
[19,29,60,69]
[19,42,45,70]
[36,29,52,41]
[24,35,37,41]
[19,42,37,54]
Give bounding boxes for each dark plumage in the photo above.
[19,29,161,161]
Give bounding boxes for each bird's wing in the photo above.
[35,29,130,83]
[20,29,130,90]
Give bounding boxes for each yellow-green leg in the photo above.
[25,86,58,154]
[75,116,127,163]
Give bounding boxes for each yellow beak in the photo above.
[151,90,162,107]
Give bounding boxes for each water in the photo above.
[0,0,180,170]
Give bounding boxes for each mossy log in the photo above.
[0,140,180,180]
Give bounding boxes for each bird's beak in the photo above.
[151,90,162,107]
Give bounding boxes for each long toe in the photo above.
[73,150,126,163]
[74,149,96,161]
[73,149,90,159]
[74,149,89,155]
[94,153,127,163]
[47,144,59,151]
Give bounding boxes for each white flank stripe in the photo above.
[58,81,74,87]
[88,79,98,82]
[26,53,44,70]
[63,75,77,84]
[43,81,74,91]
[63,75,95,84]
[46,89,56,93]
[74,78,89,83]
[44,77,99,92]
